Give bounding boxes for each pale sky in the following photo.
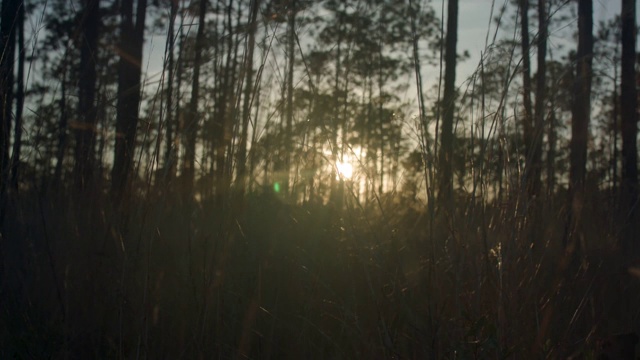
[138,0,639,111]
[449,0,639,84]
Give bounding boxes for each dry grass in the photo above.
[1,181,639,359]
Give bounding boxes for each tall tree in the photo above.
[182,0,207,199]
[519,0,535,196]
[214,0,242,205]
[284,0,296,196]
[545,58,573,196]
[532,0,546,197]
[9,0,24,189]
[236,0,261,197]
[163,0,179,183]
[74,0,100,190]
[620,0,637,250]
[111,0,148,199]
[438,0,459,207]
[53,61,69,186]
[567,0,593,248]
[0,0,18,208]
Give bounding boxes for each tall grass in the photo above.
[1,173,638,359]
[1,1,639,358]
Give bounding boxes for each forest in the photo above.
[0,0,639,358]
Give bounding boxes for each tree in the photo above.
[236,0,261,197]
[181,0,206,200]
[284,0,296,196]
[0,0,19,211]
[532,0,546,198]
[619,0,637,250]
[567,0,593,249]
[9,0,24,189]
[111,0,148,200]
[162,0,179,184]
[545,59,573,195]
[74,0,100,190]
[519,0,535,196]
[211,0,242,206]
[438,0,459,208]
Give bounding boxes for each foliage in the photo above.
[0,0,639,358]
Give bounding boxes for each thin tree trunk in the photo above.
[328,6,343,206]
[224,1,243,197]
[236,0,260,196]
[365,72,373,201]
[163,0,178,183]
[567,0,592,250]
[54,65,69,186]
[212,0,234,204]
[378,35,384,194]
[409,0,433,204]
[546,97,556,195]
[612,60,619,195]
[438,0,459,208]
[284,0,295,196]
[182,0,206,199]
[519,0,534,196]
[74,0,100,190]
[620,0,638,251]
[0,0,18,208]
[111,0,147,200]
[173,12,186,181]
[532,0,546,197]
[248,53,263,192]
[10,0,24,189]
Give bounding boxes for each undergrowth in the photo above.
[1,182,639,359]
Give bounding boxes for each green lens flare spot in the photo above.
[273,182,281,193]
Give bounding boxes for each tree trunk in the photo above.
[10,1,24,189]
[54,65,69,186]
[438,0,458,208]
[173,12,186,183]
[181,0,206,200]
[620,0,638,251]
[74,0,100,191]
[214,0,239,205]
[532,0,546,198]
[236,0,260,196]
[546,98,556,195]
[567,0,592,249]
[284,0,295,196]
[248,54,263,192]
[111,0,147,200]
[0,0,18,208]
[612,60,619,195]
[163,0,178,184]
[328,6,343,206]
[225,1,243,196]
[519,0,534,196]
[409,0,431,193]
[378,42,384,195]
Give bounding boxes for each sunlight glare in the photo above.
[336,161,353,179]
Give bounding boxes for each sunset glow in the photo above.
[336,161,353,179]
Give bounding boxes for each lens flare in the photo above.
[336,161,353,179]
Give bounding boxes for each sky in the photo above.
[449,0,638,84]
[39,0,636,137]
[139,0,639,91]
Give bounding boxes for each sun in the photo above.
[336,160,353,179]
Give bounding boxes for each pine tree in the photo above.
[438,0,459,208]
[112,0,147,200]
[620,0,638,251]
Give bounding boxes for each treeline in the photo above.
[0,0,639,357]
[0,0,636,217]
